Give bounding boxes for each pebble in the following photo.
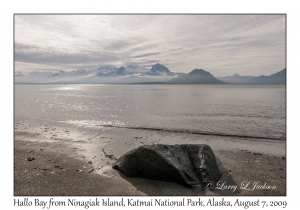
[88,169,95,173]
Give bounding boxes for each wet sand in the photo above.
[14,121,286,196]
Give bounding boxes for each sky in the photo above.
[14,14,286,77]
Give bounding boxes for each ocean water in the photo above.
[14,84,286,141]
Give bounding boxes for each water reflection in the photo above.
[55,86,80,91]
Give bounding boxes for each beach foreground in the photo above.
[14,121,286,196]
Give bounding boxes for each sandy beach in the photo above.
[14,120,286,196]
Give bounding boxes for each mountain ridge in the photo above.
[167,68,226,84]
[14,64,286,84]
[217,68,286,84]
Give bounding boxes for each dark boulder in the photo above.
[112,144,221,189]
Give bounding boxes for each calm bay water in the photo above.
[15,84,286,141]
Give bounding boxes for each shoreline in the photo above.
[14,121,286,196]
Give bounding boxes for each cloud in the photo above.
[15,45,120,65]
[132,52,162,58]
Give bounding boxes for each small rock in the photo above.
[88,169,95,173]
[27,157,35,161]
[87,161,92,164]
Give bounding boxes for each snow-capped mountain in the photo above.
[119,65,150,76]
[116,66,126,75]
[93,64,174,77]
[72,69,88,76]
[94,65,150,77]
[93,65,118,76]
[146,63,176,76]
[14,63,181,84]
[53,70,66,76]
[124,65,149,74]
[52,69,88,77]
